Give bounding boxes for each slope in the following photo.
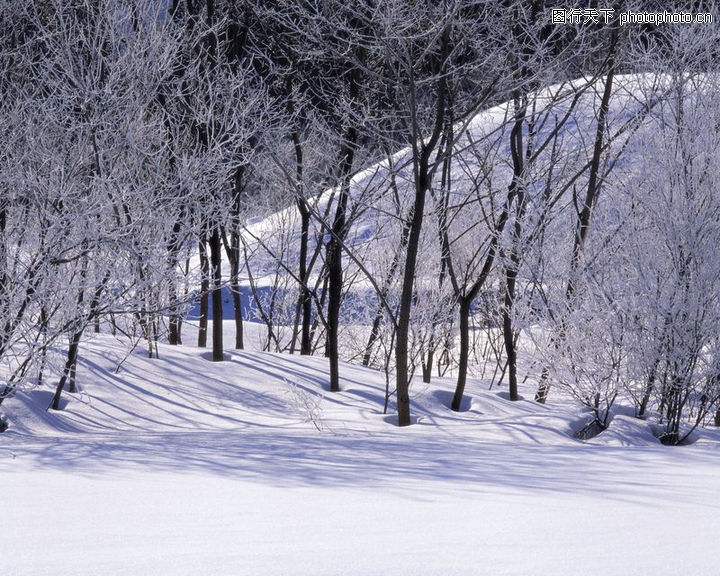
[2,329,720,575]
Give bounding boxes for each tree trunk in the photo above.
[326,165,353,391]
[230,168,245,350]
[422,346,434,384]
[451,297,472,411]
[230,243,244,350]
[68,352,79,394]
[223,227,244,350]
[168,280,182,345]
[637,361,659,418]
[288,122,312,356]
[395,19,450,423]
[210,226,224,361]
[535,368,551,404]
[503,92,526,403]
[167,235,183,346]
[198,238,209,348]
[502,283,519,401]
[37,307,49,387]
[449,220,506,408]
[327,237,343,392]
[362,311,385,367]
[0,205,5,292]
[51,329,83,410]
[90,282,104,334]
[298,208,312,355]
[325,100,358,391]
[396,154,432,425]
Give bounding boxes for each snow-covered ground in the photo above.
[2,325,720,575]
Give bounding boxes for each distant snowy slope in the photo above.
[240,74,661,285]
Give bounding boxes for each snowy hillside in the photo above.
[237,74,654,304]
[4,2,720,573]
[2,326,720,575]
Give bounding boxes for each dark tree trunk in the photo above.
[362,311,385,367]
[449,222,505,410]
[229,167,245,350]
[53,251,92,406]
[198,238,209,348]
[51,329,83,410]
[396,153,433,425]
[638,361,659,418]
[451,297,472,411]
[0,205,5,291]
[287,119,312,356]
[326,154,354,392]
[37,307,49,386]
[422,347,434,384]
[230,230,244,350]
[222,225,244,351]
[503,90,527,403]
[325,60,359,391]
[298,207,312,355]
[167,239,183,347]
[535,368,551,404]
[502,284,519,401]
[209,227,224,361]
[395,21,450,424]
[168,280,182,345]
[326,239,342,391]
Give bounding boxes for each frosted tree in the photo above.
[161,0,268,360]
[625,74,720,443]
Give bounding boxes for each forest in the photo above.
[1,0,720,448]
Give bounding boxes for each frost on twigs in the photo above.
[283,379,326,432]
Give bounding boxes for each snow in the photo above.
[4,72,720,573]
[2,326,720,575]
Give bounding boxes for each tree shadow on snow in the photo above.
[6,425,720,508]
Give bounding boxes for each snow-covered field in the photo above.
[2,325,719,575]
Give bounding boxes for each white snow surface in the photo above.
[2,325,720,575]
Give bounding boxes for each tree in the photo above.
[163,0,266,361]
[625,73,720,443]
[366,0,507,425]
